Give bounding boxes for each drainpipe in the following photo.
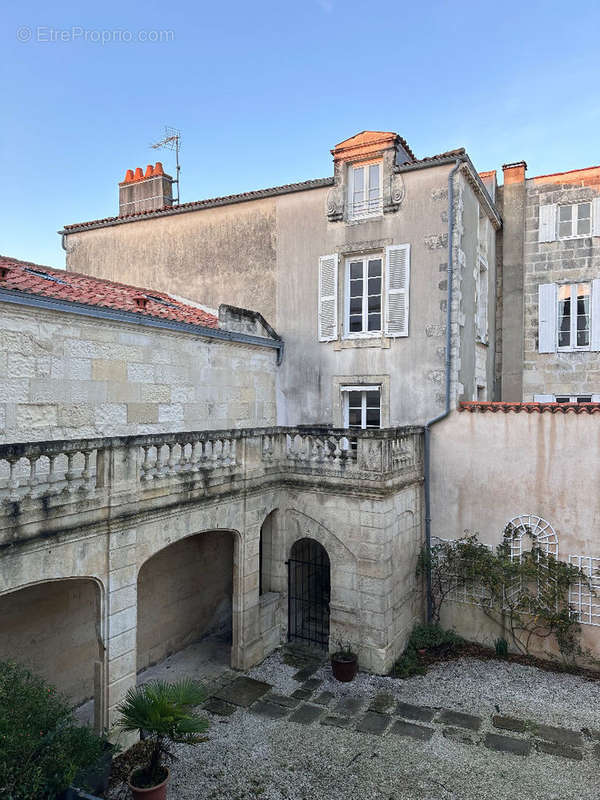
[423,157,464,624]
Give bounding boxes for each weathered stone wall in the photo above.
[0,303,277,442]
[430,409,600,660]
[0,578,102,706]
[522,178,600,399]
[137,532,234,670]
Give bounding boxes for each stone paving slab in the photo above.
[355,711,392,736]
[293,666,319,682]
[251,699,290,720]
[443,726,479,745]
[334,696,367,716]
[534,740,583,760]
[437,709,482,731]
[301,678,323,691]
[203,698,237,717]
[389,719,434,742]
[492,714,528,733]
[291,688,312,700]
[214,676,272,707]
[484,733,531,757]
[396,701,436,723]
[320,715,354,728]
[265,692,300,708]
[534,723,583,748]
[289,703,326,725]
[369,692,395,713]
[313,691,335,706]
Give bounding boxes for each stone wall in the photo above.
[0,302,278,442]
[137,532,234,670]
[522,178,600,399]
[0,578,102,706]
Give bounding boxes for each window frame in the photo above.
[557,202,592,240]
[347,161,383,221]
[476,257,489,343]
[556,281,591,352]
[341,385,382,430]
[343,254,383,339]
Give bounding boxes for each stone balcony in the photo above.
[0,426,423,546]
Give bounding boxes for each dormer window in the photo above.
[347,162,382,220]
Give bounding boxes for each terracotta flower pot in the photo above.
[331,652,358,682]
[127,766,170,800]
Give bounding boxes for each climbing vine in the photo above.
[418,528,594,665]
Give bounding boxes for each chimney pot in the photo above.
[119,162,173,216]
[134,167,144,181]
[133,294,148,309]
[144,164,154,178]
[124,169,134,183]
[153,162,164,176]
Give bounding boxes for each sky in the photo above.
[2,0,600,269]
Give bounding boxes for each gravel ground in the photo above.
[110,650,600,800]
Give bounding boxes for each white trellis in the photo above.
[568,555,600,627]
[503,514,558,561]
[432,537,492,606]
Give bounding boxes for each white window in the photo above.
[476,259,488,342]
[533,394,600,403]
[538,279,600,353]
[345,256,382,335]
[348,162,382,220]
[342,386,381,429]
[558,202,592,239]
[557,283,590,350]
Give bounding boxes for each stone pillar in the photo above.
[500,161,527,401]
[105,527,138,729]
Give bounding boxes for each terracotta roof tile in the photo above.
[0,255,218,329]
[459,401,600,414]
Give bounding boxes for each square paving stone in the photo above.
[293,666,318,681]
[437,710,482,731]
[534,724,583,748]
[389,720,434,742]
[302,678,323,691]
[251,700,290,720]
[443,726,478,745]
[314,691,335,706]
[265,692,300,708]
[492,715,527,733]
[203,698,236,717]
[214,676,272,707]
[334,696,367,716]
[289,703,325,725]
[396,701,436,723]
[369,693,395,714]
[321,715,354,729]
[355,711,391,736]
[484,733,531,757]
[534,740,583,761]
[291,688,312,700]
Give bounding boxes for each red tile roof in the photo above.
[459,401,600,414]
[0,255,218,328]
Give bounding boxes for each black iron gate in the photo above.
[287,538,330,649]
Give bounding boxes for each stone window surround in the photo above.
[332,374,390,428]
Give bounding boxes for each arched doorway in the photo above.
[288,538,330,650]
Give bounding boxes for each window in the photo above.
[347,162,382,220]
[533,394,600,403]
[345,256,382,335]
[557,283,590,350]
[558,202,591,239]
[342,386,381,429]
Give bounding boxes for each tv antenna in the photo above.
[151,126,181,205]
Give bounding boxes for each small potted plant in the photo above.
[117,678,209,800]
[331,640,359,682]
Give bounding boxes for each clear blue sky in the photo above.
[2,0,599,268]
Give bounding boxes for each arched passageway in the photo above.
[137,531,235,672]
[0,579,102,708]
[288,538,330,650]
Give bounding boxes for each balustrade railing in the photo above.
[0,426,422,507]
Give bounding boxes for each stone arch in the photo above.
[136,529,240,673]
[0,576,104,716]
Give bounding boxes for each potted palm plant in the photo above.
[116,679,209,800]
[331,640,359,682]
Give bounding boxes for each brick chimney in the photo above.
[118,162,173,216]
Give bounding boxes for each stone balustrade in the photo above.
[0,426,423,512]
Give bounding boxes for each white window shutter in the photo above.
[318,253,338,342]
[538,283,557,353]
[591,279,600,351]
[385,244,410,337]
[538,204,557,242]
[592,198,600,237]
